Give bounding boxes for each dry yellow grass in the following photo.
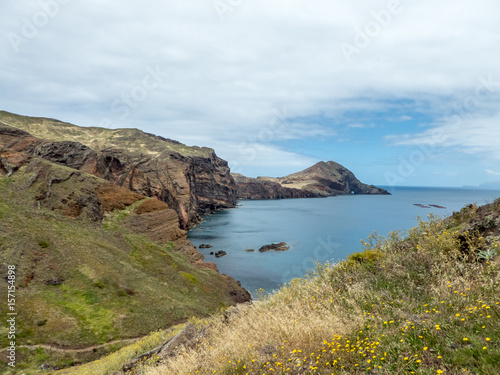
[142,268,362,374]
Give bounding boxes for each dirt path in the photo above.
[0,337,141,354]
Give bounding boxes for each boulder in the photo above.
[259,242,290,252]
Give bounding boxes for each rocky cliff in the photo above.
[0,123,241,265]
[233,161,389,199]
[0,124,251,358]
[0,110,237,229]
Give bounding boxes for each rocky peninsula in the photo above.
[233,161,390,199]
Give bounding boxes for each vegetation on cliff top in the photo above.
[0,110,213,158]
[98,199,500,375]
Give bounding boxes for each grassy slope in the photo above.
[127,202,500,375]
[0,161,238,374]
[53,324,186,375]
[0,110,212,158]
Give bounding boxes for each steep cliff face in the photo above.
[233,161,389,199]
[0,110,237,228]
[32,142,237,228]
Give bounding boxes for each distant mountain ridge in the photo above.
[233,161,389,199]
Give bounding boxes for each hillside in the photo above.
[79,199,500,375]
[0,110,237,228]
[234,161,389,199]
[0,126,250,373]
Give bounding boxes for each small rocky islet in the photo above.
[258,242,291,252]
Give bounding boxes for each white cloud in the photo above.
[221,142,319,177]
[388,113,500,161]
[1,0,500,177]
[347,123,376,129]
[486,169,500,176]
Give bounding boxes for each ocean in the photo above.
[188,187,500,296]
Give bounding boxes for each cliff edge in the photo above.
[0,110,237,229]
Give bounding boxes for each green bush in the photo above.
[347,248,382,265]
[181,272,199,285]
[38,240,49,248]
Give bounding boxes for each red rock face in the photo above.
[0,150,31,175]
[0,126,42,152]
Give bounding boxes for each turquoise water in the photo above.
[188,187,500,295]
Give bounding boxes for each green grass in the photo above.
[181,272,199,285]
[51,325,185,375]
[0,162,245,374]
[0,326,185,375]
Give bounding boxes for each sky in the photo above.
[1,0,500,187]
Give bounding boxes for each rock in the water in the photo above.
[245,249,255,252]
[259,242,290,252]
[199,244,213,249]
[215,250,227,258]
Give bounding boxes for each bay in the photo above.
[188,187,500,295]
